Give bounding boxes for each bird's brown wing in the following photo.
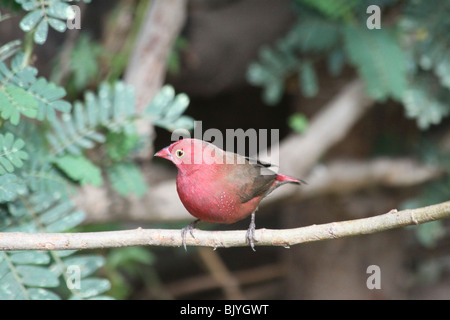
[224,152,277,203]
[238,171,277,203]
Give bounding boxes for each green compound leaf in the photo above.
[0,85,38,125]
[145,85,194,131]
[0,132,29,175]
[0,173,27,203]
[344,27,408,101]
[54,154,103,187]
[19,10,43,32]
[69,278,111,299]
[17,0,77,44]
[16,265,59,288]
[34,19,49,45]
[107,162,147,198]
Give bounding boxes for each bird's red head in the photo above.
[154,139,222,172]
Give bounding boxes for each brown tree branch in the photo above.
[124,0,187,111]
[197,247,245,299]
[277,79,374,177]
[1,201,449,251]
[124,0,187,158]
[165,263,285,298]
[264,157,444,205]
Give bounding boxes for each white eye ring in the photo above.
[175,149,184,158]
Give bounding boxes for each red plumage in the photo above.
[155,138,304,250]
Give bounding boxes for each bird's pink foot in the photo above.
[245,212,257,251]
[181,219,199,251]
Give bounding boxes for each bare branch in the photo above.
[124,0,187,158]
[124,0,187,111]
[277,79,374,177]
[197,247,245,299]
[264,157,444,205]
[1,201,449,251]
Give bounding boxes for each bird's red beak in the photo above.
[154,147,172,160]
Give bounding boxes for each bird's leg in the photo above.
[181,219,199,251]
[245,212,257,251]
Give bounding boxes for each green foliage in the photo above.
[107,162,147,198]
[248,0,450,131]
[105,131,139,162]
[343,27,408,101]
[0,173,27,202]
[294,0,359,21]
[246,15,340,105]
[105,247,155,299]
[298,60,318,97]
[398,0,450,129]
[18,0,72,44]
[403,74,450,129]
[288,113,308,134]
[145,85,194,131]
[31,78,72,121]
[0,132,28,174]
[0,0,193,300]
[0,40,21,62]
[402,177,450,249]
[415,221,446,249]
[54,155,103,187]
[23,164,73,197]
[0,194,92,299]
[0,85,37,125]
[248,8,408,104]
[167,37,188,75]
[16,0,90,45]
[0,184,111,299]
[47,81,135,156]
[63,255,111,299]
[68,33,102,91]
[46,81,191,197]
[108,247,155,269]
[0,53,71,125]
[0,0,21,11]
[0,251,60,299]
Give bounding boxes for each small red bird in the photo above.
[154,138,304,250]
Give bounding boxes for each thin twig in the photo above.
[124,0,187,111]
[264,157,444,205]
[165,263,285,297]
[123,0,187,160]
[1,201,449,251]
[197,247,245,299]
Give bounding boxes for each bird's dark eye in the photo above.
[175,149,184,158]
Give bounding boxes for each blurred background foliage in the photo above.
[0,0,450,299]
